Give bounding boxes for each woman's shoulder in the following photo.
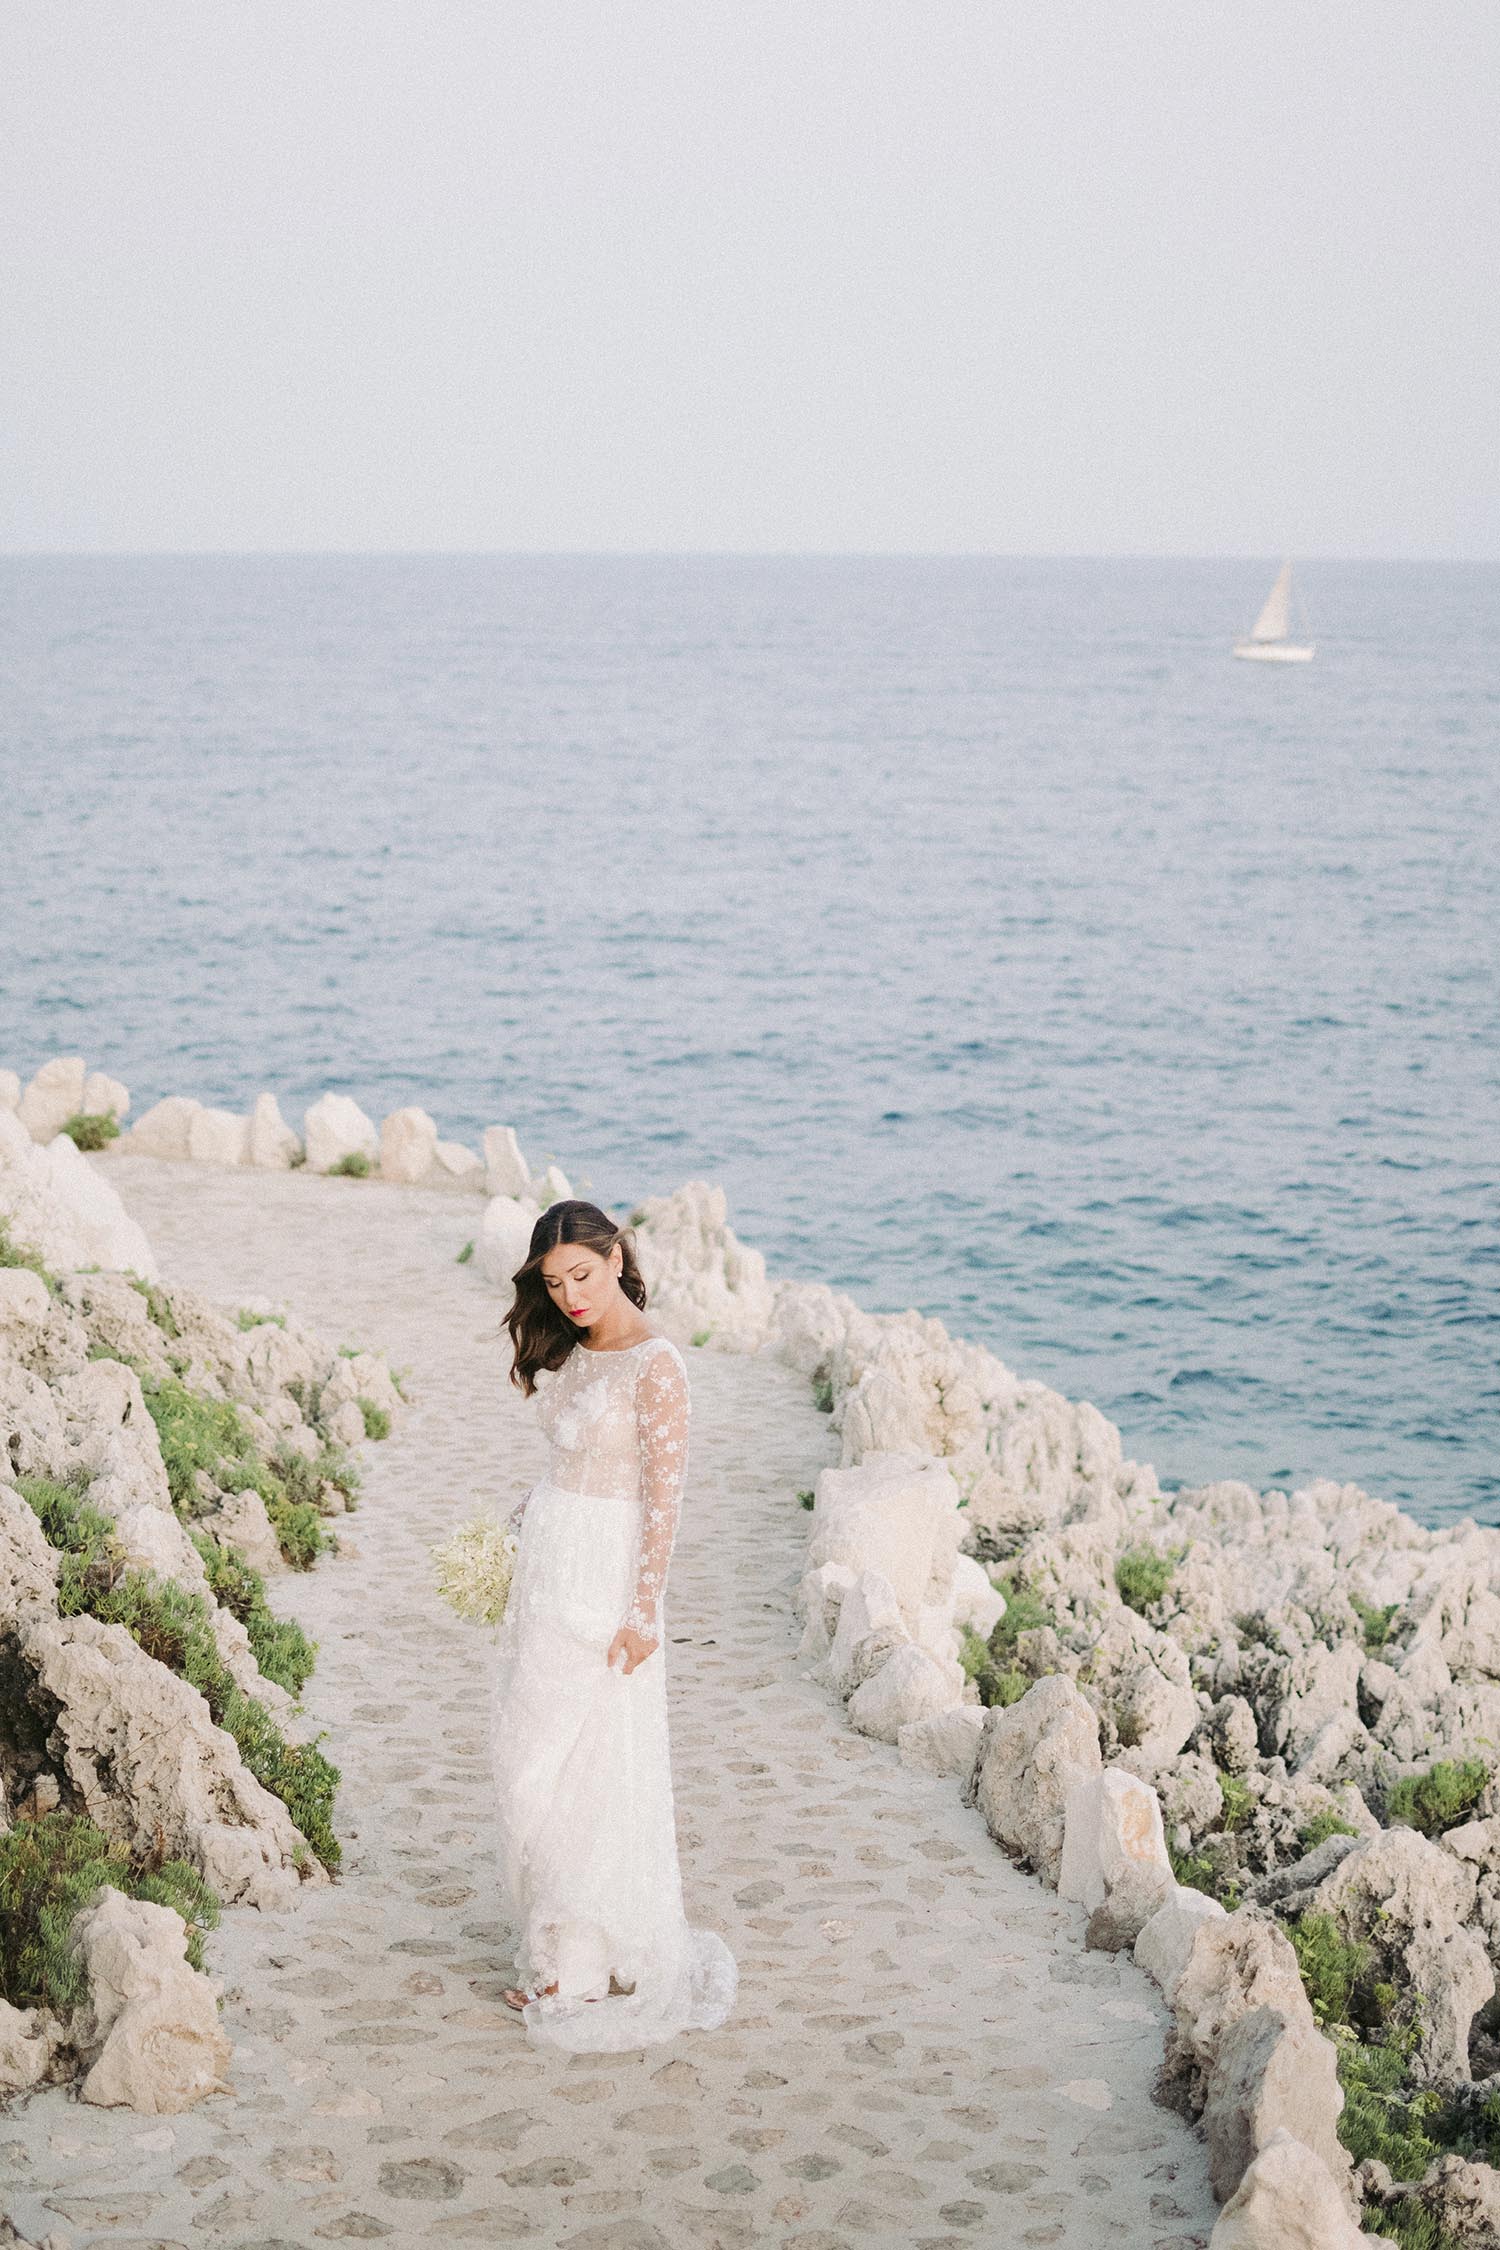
[634,1330,688,1375]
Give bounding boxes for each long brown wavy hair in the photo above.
[505,1199,648,1395]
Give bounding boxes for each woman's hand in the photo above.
[606,1623,658,1674]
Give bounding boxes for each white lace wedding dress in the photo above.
[486,1330,738,2052]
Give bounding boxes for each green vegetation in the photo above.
[327,1150,371,1178]
[187,1526,316,1695]
[1284,1908,1500,2247]
[456,1240,474,1264]
[1168,1838,1242,1910]
[955,1577,1058,1709]
[1299,1808,1360,1853]
[0,1216,60,1297]
[811,1372,834,1413]
[1350,1592,1400,1654]
[235,1307,286,1331]
[357,1398,390,1442]
[797,1489,815,1510]
[1385,1758,1490,1839]
[17,1474,338,1866]
[988,1572,1053,1655]
[958,1623,1029,1709]
[691,1328,712,1346]
[1217,1771,1254,1832]
[58,1110,121,1151]
[127,1273,181,1338]
[0,1807,220,2015]
[1290,1912,1386,2030]
[1114,1543,1186,1615]
[133,1371,352,1568]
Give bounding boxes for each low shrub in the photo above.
[126,1272,182,1338]
[1385,1759,1490,1839]
[188,1527,316,1695]
[327,1151,371,1178]
[0,1217,60,1297]
[1351,1592,1400,1655]
[1217,1771,1254,1832]
[136,1373,340,1567]
[58,1110,120,1151]
[357,1398,390,1441]
[16,1474,337,1866]
[235,1307,286,1331]
[1115,1544,1186,1614]
[0,1807,220,2015]
[456,1240,474,1264]
[1299,1808,1360,1852]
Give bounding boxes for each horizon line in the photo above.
[1,546,1494,567]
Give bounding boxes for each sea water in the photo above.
[1,554,1495,1526]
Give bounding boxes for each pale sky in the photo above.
[2,2,1496,557]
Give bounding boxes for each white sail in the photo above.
[1249,561,1293,643]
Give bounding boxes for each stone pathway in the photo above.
[2,1156,1217,2249]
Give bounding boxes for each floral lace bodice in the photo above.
[521,1333,690,1640]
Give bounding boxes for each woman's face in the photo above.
[539,1242,621,1327]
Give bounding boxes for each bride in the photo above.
[486,1198,738,2051]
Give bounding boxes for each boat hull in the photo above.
[1233,640,1315,663]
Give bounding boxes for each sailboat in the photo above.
[1233,560,1315,662]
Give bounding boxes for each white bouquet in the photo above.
[430,1511,519,1627]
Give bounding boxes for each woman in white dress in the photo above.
[487,1199,738,2052]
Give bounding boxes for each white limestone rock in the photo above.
[626,1179,775,1352]
[431,1137,483,1181]
[1307,1826,1494,2086]
[120,1095,203,1159]
[186,1105,249,1166]
[246,1091,301,1169]
[1209,2130,1378,2249]
[0,1067,20,1111]
[302,1092,379,1173]
[1201,2004,1353,2207]
[804,1450,964,1636]
[952,1549,1007,1637]
[1134,1884,1228,2000]
[18,1054,86,1142]
[204,1485,286,1577]
[81,1070,131,1122]
[793,1558,856,1662]
[847,1642,965,1743]
[0,1266,52,1336]
[1168,1908,1320,2112]
[965,1674,1103,1885]
[67,1884,233,2113]
[476,1191,542,1290]
[482,1124,532,1199]
[1112,1657,1200,1764]
[1058,1766,1175,1945]
[0,1108,158,1278]
[534,1159,573,1205]
[17,1608,329,1908]
[380,1105,439,1184]
[897,1704,986,1778]
[764,1276,863,1378]
[1390,2153,1500,2250]
[824,1567,910,1698]
[0,1484,62,1627]
[0,1996,67,2099]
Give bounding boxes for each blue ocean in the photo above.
[1,555,1495,1526]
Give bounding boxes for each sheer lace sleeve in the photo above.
[505,1483,534,1535]
[623,1343,690,1642]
